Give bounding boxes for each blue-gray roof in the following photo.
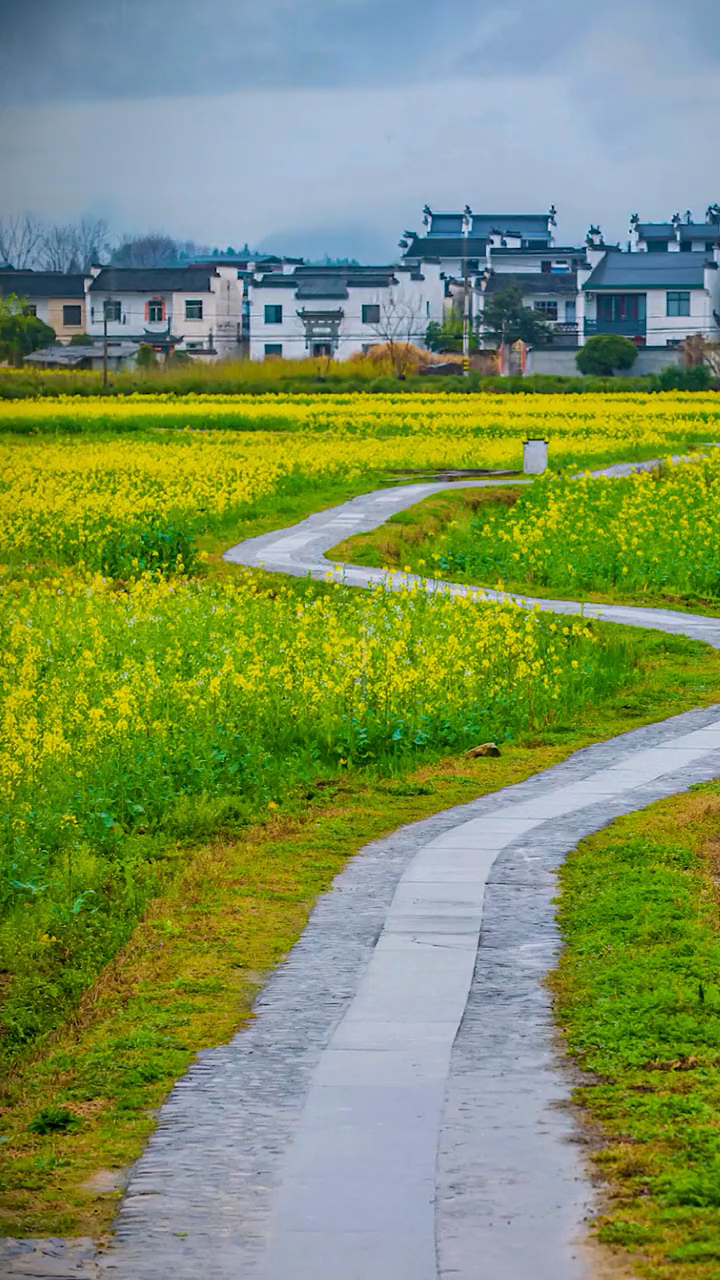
[427,212,551,240]
[583,251,711,290]
[638,222,720,243]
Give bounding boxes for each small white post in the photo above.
[523,439,548,474]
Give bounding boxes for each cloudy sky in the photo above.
[1,0,719,258]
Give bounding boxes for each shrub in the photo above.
[653,363,714,391]
[576,334,639,376]
[28,1106,82,1135]
[135,343,157,369]
[69,333,93,346]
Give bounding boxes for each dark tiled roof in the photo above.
[255,266,399,296]
[0,271,86,298]
[89,267,215,293]
[471,214,551,239]
[484,271,578,296]
[403,235,487,259]
[583,251,709,290]
[638,222,720,243]
[680,226,720,242]
[426,212,550,239]
[488,246,585,259]
[295,280,349,299]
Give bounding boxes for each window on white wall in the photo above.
[361,304,380,324]
[534,300,558,320]
[264,343,283,357]
[104,300,121,322]
[666,291,691,316]
[185,300,203,319]
[265,304,283,324]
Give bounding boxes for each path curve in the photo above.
[4,460,720,1279]
[223,459,720,647]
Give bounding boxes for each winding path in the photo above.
[4,461,720,1280]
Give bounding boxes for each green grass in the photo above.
[329,479,720,616]
[552,784,720,1279]
[0,363,674,401]
[0,625,718,1238]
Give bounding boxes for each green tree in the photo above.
[0,293,55,365]
[425,307,478,353]
[69,332,93,346]
[481,282,551,346]
[576,334,638,376]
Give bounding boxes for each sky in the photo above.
[1,0,719,260]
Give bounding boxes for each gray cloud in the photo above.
[3,0,715,107]
[0,0,719,259]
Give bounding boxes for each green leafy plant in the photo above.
[576,333,638,376]
[27,1107,82,1135]
[481,281,552,346]
[135,343,157,369]
[0,293,55,365]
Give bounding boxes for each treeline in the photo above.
[0,214,214,274]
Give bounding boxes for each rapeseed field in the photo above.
[416,453,720,602]
[0,392,714,1062]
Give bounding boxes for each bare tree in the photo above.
[0,213,45,268]
[111,233,184,268]
[683,335,720,378]
[39,217,111,272]
[370,296,427,377]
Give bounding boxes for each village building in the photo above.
[0,269,88,341]
[248,263,445,361]
[578,247,720,348]
[401,206,586,348]
[86,265,243,358]
[629,209,720,253]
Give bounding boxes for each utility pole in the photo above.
[102,307,108,391]
[461,205,471,376]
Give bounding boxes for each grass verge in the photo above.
[0,624,718,1239]
[552,784,720,1279]
[329,484,720,617]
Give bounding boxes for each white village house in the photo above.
[247,263,445,361]
[86,265,244,358]
[579,247,720,348]
[401,207,586,348]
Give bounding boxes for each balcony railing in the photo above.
[584,318,647,337]
[547,321,579,346]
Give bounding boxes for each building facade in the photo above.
[86,265,243,357]
[579,247,720,347]
[0,270,88,341]
[630,210,720,254]
[248,263,445,361]
[401,206,586,347]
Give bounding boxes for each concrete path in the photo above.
[223,461,720,647]
[4,459,720,1279]
[78,711,719,1280]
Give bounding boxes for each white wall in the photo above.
[248,266,445,361]
[581,281,720,347]
[87,267,242,355]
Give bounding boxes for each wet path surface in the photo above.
[4,461,720,1279]
[223,460,720,647]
